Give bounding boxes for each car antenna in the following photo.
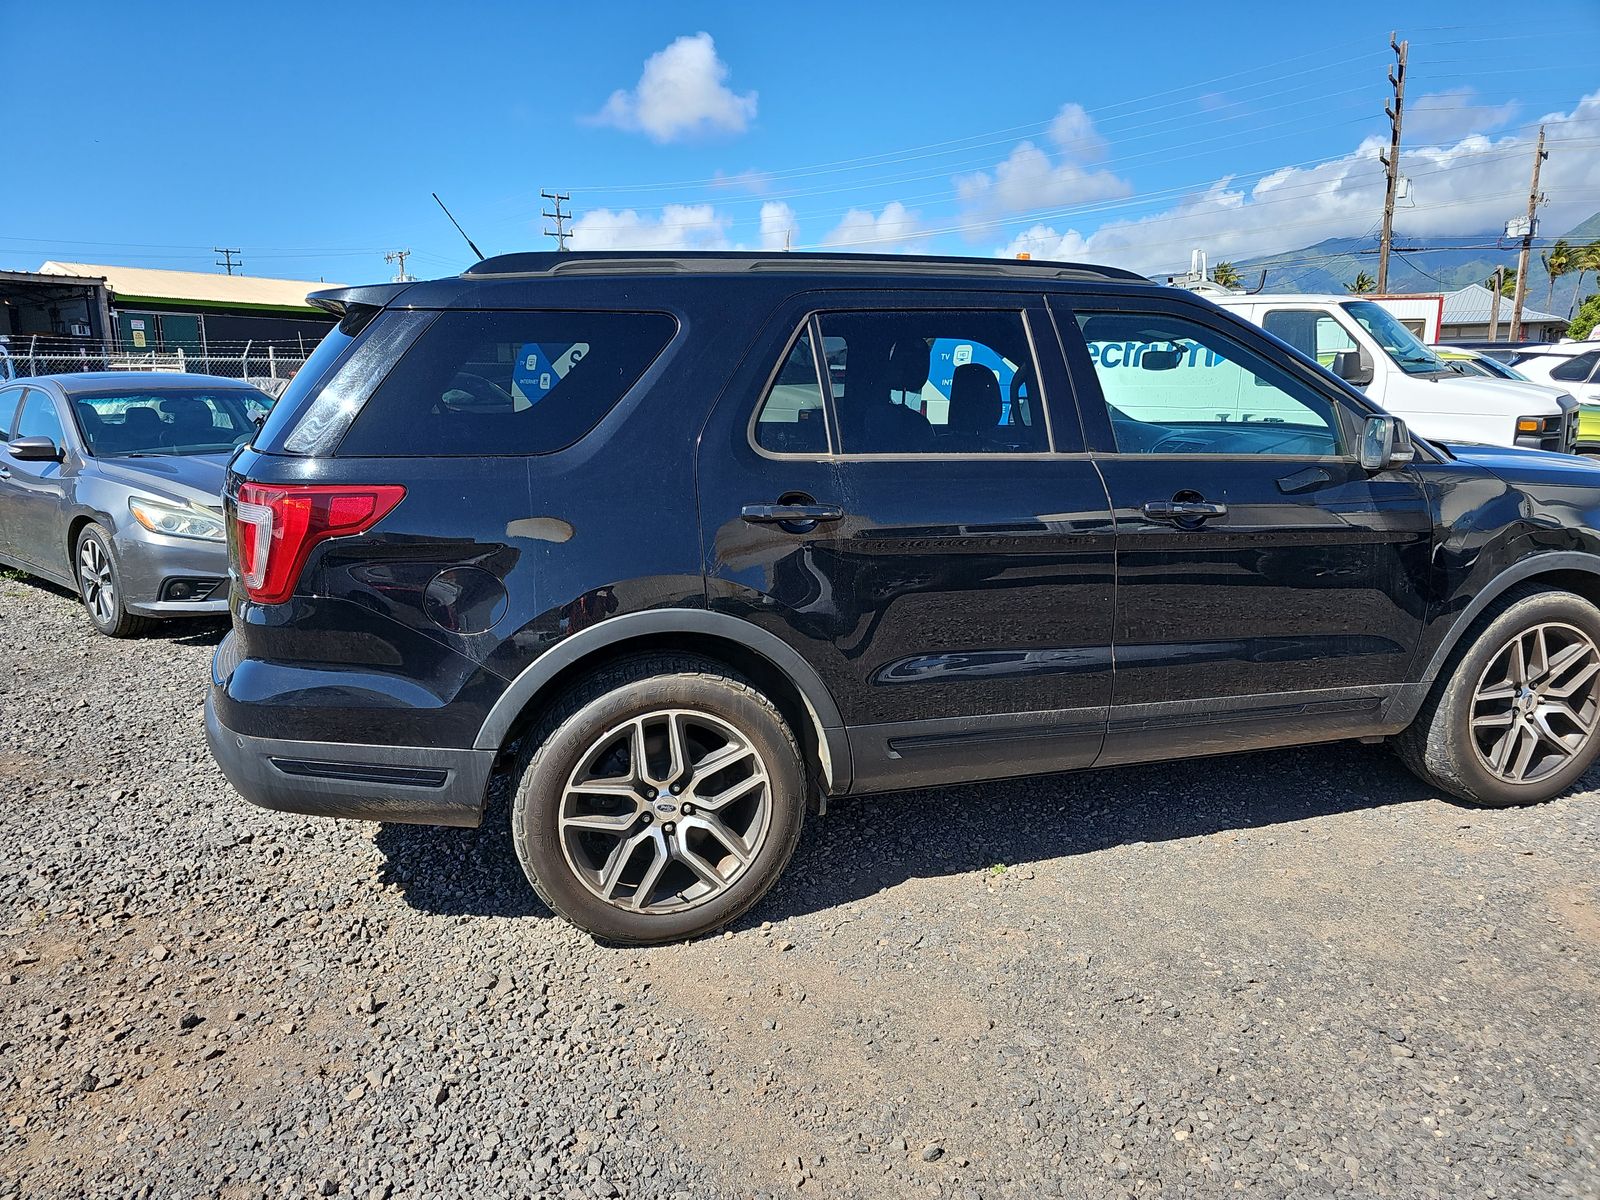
[432,192,485,261]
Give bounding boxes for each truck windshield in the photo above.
[1342,301,1449,376]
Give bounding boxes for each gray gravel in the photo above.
[2,573,1599,1199]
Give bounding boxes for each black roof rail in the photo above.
[460,250,1147,284]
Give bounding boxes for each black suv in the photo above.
[207,251,1600,943]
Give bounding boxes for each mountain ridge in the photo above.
[1221,211,1600,316]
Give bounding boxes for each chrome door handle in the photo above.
[741,503,845,524]
[0,466,10,479]
[1141,499,1228,522]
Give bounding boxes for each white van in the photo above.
[1206,293,1577,452]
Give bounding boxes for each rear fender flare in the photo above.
[473,609,851,793]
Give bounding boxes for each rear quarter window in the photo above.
[336,310,677,456]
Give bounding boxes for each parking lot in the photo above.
[2,575,1597,1199]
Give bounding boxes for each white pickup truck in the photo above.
[1207,292,1577,452]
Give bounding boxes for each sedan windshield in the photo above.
[69,388,264,457]
[1342,301,1449,376]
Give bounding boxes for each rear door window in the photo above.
[338,310,676,456]
[815,309,1051,455]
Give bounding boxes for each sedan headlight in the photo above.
[128,496,226,542]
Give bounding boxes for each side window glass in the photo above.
[1552,351,1599,383]
[817,310,1049,455]
[16,392,65,447]
[1262,310,1357,369]
[1075,310,1346,457]
[0,386,23,441]
[338,310,676,456]
[753,326,829,454]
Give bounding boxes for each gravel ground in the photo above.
[3,573,1599,1200]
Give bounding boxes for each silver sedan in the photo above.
[0,372,269,636]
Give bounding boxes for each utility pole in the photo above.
[541,190,573,251]
[214,247,242,275]
[1488,267,1504,342]
[1376,31,1408,294]
[384,249,414,282]
[1509,125,1548,342]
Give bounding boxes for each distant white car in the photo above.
[1507,342,1600,404]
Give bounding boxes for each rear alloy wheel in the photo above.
[559,709,773,914]
[512,656,805,943]
[75,524,154,638]
[1397,587,1600,806]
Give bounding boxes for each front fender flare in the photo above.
[1421,550,1600,683]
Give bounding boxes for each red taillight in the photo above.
[230,483,405,605]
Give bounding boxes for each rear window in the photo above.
[1552,350,1600,383]
[337,310,676,456]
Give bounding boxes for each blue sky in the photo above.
[4,0,1598,284]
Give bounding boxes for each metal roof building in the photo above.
[1440,284,1568,342]
[38,262,342,315]
[35,261,343,356]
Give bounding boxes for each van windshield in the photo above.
[1342,301,1449,376]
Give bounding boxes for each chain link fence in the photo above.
[0,338,309,397]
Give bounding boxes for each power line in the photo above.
[213,247,241,275]
[541,190,573,251]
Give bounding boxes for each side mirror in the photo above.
[7,435,62,462]
[1140,347,1183,372]
[1333,348,1375,387]
[1358,416,1415,472]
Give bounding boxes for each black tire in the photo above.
[74,524,156,639]
[1395,585,1600,807]
[511,654,806,943]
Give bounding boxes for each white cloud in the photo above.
[568,204,731,251]
[759,202,797,251]
[821,202,925,251]
[991,91,1600,275]
[1048,102,1107,161]
[590,33,757,143]
[955,105,1129,225]
[1406,88,1519,146]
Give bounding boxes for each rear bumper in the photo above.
[205,688,494,828]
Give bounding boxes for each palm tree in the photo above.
[1542,239,1573,310]
[1485,267,1518,298]
[1348,271,1377,295]
[1212,261,1241,289]
[1568,241,1600,318]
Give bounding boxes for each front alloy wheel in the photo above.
[1396,586,1600,807]
[78,534,117,627]
[74,524,153,638]
[1469,622,1600,784]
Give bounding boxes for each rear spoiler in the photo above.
[305,281,416,317]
